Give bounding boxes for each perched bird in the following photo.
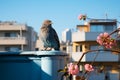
[40,20,60,51]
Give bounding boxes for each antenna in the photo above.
[105,13,108,19]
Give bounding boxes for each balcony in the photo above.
[71,52,119,62]
[0,24,28,31]
[72,32,101,42]
[0,37,28,45]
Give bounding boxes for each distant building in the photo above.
[72,19,117,53]
[61,28,72,43]
[0,21,37,52]
[60,41,72,54]
[72,19,120,80]
[60,29,72,53]
[35,35,42,51]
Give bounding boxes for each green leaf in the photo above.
[58,69,65,72]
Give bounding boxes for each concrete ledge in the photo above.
[0,51,67,57]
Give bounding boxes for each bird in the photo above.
[40,20,60,51]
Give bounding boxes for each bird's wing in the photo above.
[52,28,60,48]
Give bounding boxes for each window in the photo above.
[10,33,17,37]
[76,45,82,52]
[5,47,10,51]
[90,25,104,32]
[35,48,39,51]
[5,32,17,37]
[63,47,66,51]
[10,47,20,52]
[104,25,114,31]
[90,25,115,32]
[5,47,21,52]
[5,33,10,37]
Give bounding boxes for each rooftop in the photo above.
[89,19,117,25]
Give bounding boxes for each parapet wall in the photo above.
[0,51,67,80]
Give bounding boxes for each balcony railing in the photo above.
[72,32,101,42]
[71,51,119,62]
[0,25,28,31]
[0,37,28,45]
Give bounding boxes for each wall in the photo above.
[0,51,67,80]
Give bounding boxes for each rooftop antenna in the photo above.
[105,13,108,19]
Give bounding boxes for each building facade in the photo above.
[72,19,120,80]
[60,28,72,53]
[0,21,37,52]
[61,28,72,43]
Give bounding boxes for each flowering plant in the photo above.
[78,14,87,20]
[84,64,94,72]
[58,15,120,80]
[67,63,79,75]
[58,28,120,80]
[96,32,116,49]
[58,63,94,80]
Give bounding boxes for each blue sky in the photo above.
[0,0,120,39]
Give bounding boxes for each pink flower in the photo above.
[67,63,79,75]
[96,32,116,49]
[84,64,94,72]
[103,32,109,37]
[78,14,86,20]
[78,14,83,20]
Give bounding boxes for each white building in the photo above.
[61,28,72,43]
[0,21,37,52]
